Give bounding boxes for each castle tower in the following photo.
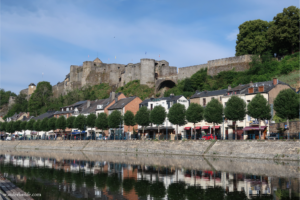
[28,83,36,98]
[93,57,102,63]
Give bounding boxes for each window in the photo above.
[247,115,251,121]
[203,98,206,106]
[66,108,69,111]
[150,104,153,110]
[220,97,222,101]
[212,97,214,99]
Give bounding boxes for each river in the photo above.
[0,153,298,200]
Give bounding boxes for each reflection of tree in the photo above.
[72,171,84,186]
[54,169,64,183]
[106,173,121,193]
[122,178,136,193]
[134,179,151,198]
[251,195,273,200]
[186,186,204,200]
[84,174,94,188]
[204,186,225,200]
[149,181,166,199]
[64,172,73,183]
[94,173,108,189]
[167,182,186,200]
[226,191,247,200]
[275,189,290,200]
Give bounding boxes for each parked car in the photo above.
[5,136,12,141]
[19,137,25,140]
[202,134,217,140]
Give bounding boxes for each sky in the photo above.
[0,0,298,94]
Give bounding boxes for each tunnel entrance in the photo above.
[158,80,176,91]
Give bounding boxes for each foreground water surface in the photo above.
[0,154,299,200]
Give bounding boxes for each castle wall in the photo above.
[123,63,142,85]
[140,59,155,86]
[178,64,208,80]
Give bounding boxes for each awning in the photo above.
[195,127,201,130]
[214,126,220,129]
[243,126,267,131]
[71,131,87,135]
[201,126,210,129]
[184,127,191,130]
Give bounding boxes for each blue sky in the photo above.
[0,0,298,94]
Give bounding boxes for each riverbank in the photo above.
[1,140,299,161]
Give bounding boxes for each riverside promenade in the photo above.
[0,140,299,161]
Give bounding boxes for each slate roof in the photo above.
[32,111,56,120]
[227,80,295,96]
[95,98,112,110]
[190,89,228,99]
[140,95,183,105]
[29,83,36,86]
[108,96,136,110]
[54,110,74,115]
[60,100,87,109]
[79,100,98,114]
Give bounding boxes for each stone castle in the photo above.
[20,55,252,98]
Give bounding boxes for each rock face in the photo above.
[1,140,299,161]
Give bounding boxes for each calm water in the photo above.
[0,154,299,200]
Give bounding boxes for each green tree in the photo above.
[236,19,271,56]
[48,118,57,131]
[33,119,41,132]
[186,103,204,140]
[135,106,150,140]
[0,122,7,133]
[26,119,35,131]
[124,110,135,134]
[20,121,27,135]
[28,81,52,116]
[106,173,121,193]
[247,93,271,139]
[150,105,166,140]
[86,113,96,128]
[203,99,223,138]
[74,115,86,131]
[6,121,15,134]
[66,116,76,129]
[268,6,300,54]
[108,110,122,140]
[13,120,22,133]
[224,96,246,140]
[56,116,66,136]
[274,89,299,139]
[95,113,108,134]
[40,118,49,132]
[168,103,186,140]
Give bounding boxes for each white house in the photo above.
[139,94,189,140]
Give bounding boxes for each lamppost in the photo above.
[222,114,225,140]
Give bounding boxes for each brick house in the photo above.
[107,96,142,138]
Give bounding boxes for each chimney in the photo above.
[258,85,264,92]
[87,100,90,108]
[228,85,231,90]
[250,81,254,87]
[273,78,278,86]
[110,91,115,101]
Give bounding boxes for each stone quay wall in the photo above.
[270,121,300,136]
[0,140,299,161]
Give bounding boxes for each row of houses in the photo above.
[3,78,296,140]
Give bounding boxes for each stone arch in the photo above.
[156,79,176,92]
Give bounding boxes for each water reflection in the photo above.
[0,154,298,200]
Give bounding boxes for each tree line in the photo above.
[1,88,298,140]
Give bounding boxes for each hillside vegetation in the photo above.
[165,53,300,98]
[115,80,155,100]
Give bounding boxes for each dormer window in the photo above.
[61,108,63,111]
[258,86,264,92]
[66,108,69,111]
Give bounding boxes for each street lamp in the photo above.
[222,114,225,140]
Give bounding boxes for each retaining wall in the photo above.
[0,140,299,161]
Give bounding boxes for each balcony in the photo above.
[249,120,259,126]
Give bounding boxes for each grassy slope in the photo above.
[115,80,155,100]
[276,70,300,91]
